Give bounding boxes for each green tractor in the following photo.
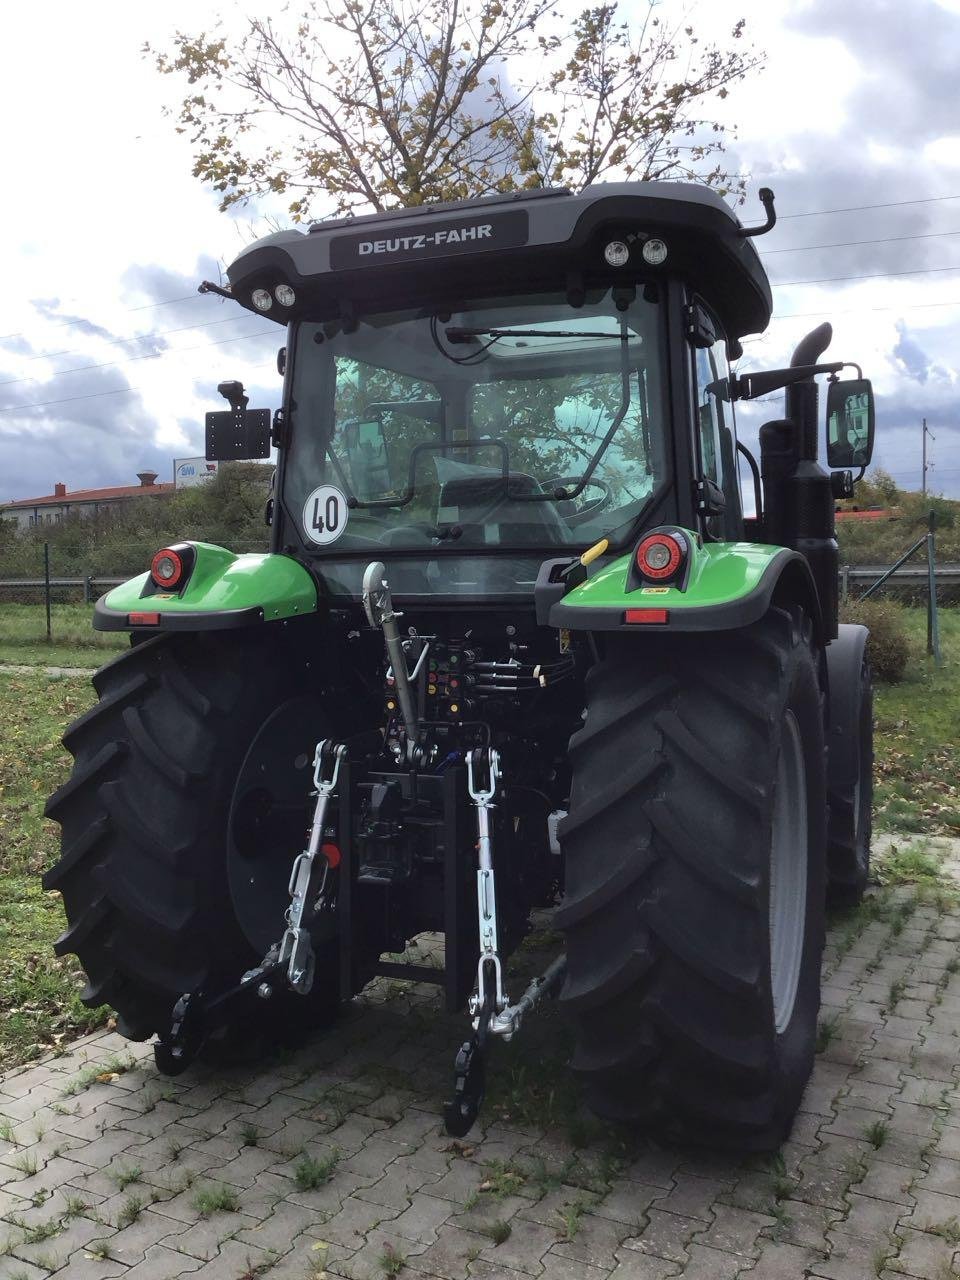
[44,182,875,1148]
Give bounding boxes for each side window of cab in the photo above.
[691,311,742,540]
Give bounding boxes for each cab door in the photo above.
[689,301,743,541]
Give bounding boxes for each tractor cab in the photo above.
[214,183,777,601]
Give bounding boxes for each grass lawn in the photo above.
[0,605,955,1073]
[0,601,126,669]
[0,671,106,1070]
[873,608,960,835]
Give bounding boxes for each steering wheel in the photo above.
[545,476,612,527]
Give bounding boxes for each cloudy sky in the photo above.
[2,0,959,504]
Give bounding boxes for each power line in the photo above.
[880,448,960,459]
[0,326,279,390]
[1,219,957,356]
[1,319,269,387]
[777,194,960,220]
[0,385,140,413]
[763,229,960,255]
[772,298,960,320]
[775,265,960,288]
[13,314,255,368]
[0,193,958,337]
[0,293,219,343]
[0,345,277,415]
[885,471,960,481]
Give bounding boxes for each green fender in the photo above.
[94,542,318,632]
[549,533,822,636]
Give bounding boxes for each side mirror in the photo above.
[826,378,875,469]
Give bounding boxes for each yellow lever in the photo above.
[580,538,609,567]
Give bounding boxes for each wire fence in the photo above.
[0,525,955,653]
[0,535,268,598]
[856,510,943,664]
[0,536,269,650]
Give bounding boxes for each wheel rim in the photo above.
[226,696,333,954]
[769,709,808,1035]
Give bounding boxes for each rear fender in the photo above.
[548,536,824,642]
[824,623,870,790]
[94,542,317,632]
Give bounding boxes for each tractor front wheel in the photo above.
[558,607,827,1150]
[44,628,346,1061]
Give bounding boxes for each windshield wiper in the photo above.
[445,326,637,343]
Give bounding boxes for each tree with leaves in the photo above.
[148,0,762,221]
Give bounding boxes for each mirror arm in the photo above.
[739,188,777,238]
[827,362,864,384]
[736,441,762,522]
[730,362,845,401]
[199,280,234,301]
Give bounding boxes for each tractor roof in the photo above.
[225,182,773,340]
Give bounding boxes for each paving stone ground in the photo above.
[3,835,960,1280]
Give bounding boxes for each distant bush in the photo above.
[0,463,271,578]
[839,598,912,684]
[836,489,960,570]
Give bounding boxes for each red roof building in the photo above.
[0,472,174,530]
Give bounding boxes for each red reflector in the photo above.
[322,842,341,869]
[624,608,669,625]
[128,612,161,625]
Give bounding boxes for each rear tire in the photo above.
[557,607,826,1150]
[44,628,345,1059]
[826,656,873,908]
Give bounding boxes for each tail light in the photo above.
[635,531,685,582]
[151,548,184,589]
[149,543,195,592]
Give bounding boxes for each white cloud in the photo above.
[924,136,960,167]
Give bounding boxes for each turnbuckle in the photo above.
[278,739,346,993]
[466,748,506,1018]
[445,746,569,1135]
[443,748,503,1136]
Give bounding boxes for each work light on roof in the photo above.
[274,284,296,307]
[603,240,630,268]
[641,238,668,266]
[251,288,273,312]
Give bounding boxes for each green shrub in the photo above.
[839,599,912,684]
